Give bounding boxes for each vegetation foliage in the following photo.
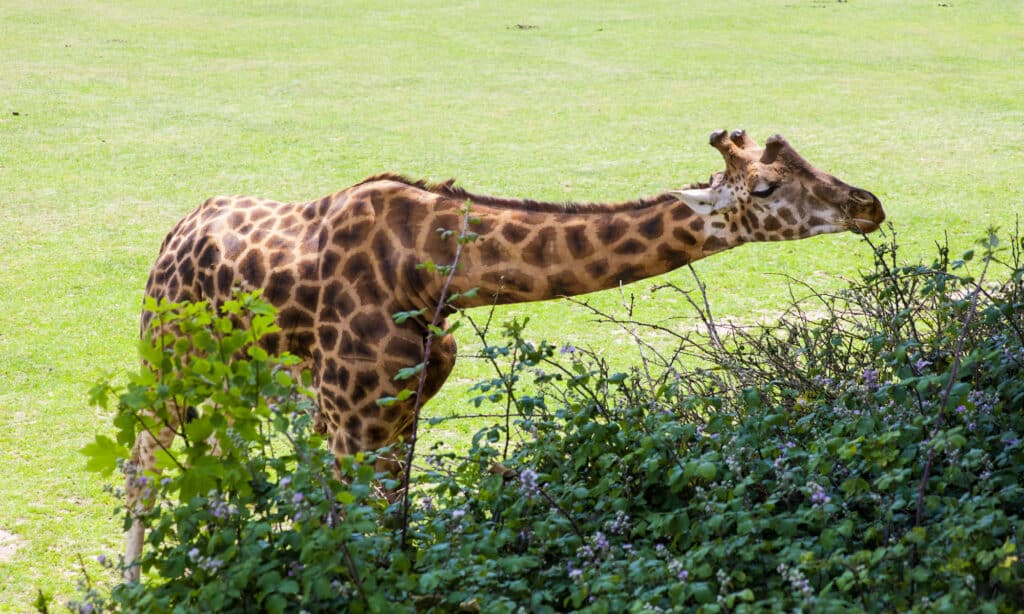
[62,227,1024,612]
[5,2,1024,608]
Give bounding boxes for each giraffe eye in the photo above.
[750,184,779,198]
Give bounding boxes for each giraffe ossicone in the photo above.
[123,130,884,579]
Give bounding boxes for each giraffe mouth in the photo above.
[850,218,882,234]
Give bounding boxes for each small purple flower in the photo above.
[678,569,690,581]
[955,405,966,414]
[292,492,304,504]
[913,358,931,373]
[280,477,292,488]
[188,547,201,561]
[560,344,577,355]
[79,603,94,614]
[95,554,106,565]
[568,564,583,580]
[592,531,609,552]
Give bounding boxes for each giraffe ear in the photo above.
[670,188,718,215]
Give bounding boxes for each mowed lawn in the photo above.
[1,0,1022,608]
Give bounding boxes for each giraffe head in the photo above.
[672,130,885,240]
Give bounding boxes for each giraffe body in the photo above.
[125,131,885,578]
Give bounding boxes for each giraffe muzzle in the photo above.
[848,189,885,233]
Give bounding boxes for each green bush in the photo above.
[77,293,414,612]
[70,229,1024,612]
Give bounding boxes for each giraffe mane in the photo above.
[355,172,689,213]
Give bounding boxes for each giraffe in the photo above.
[124,130,884,578]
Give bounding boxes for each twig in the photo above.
[462,295,521,461]
[915,252,990,525]
[400,204,473,547]
[860,226,924,347]
[274,405,367,601]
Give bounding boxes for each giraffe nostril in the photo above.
[851,189,879,207]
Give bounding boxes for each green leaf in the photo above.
[80,435,129,476]
[392,308,427,324]
[264,594,287,614]
[248,345,268,362]
[274,370,294,387]
[689,582,715,604]
[376,388,414,407]
[178,455,226,500]
[697,461,717,481]
[394,363,424,381]
[841,477,870,495]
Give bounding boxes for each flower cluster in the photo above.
[187,547,224,573]
[605,511,630,536]
[967,389,997,414]
[860,368,880,392]
[777,562,814,600]
[576,531,611,562]
[808,482,832,507]
[518,468,540,499]
[207,490,238,520]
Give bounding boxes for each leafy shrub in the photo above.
[77,294,412,612]
[70,229,1024,612]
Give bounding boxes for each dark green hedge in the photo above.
[69,230,1024,613]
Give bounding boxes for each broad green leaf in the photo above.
[80,435,129,476]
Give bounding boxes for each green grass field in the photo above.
[2,0,1022,608]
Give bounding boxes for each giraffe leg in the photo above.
[123,354,305,581]
[123,420,179,582]
[314,321,459,495]
[373,330,459,488]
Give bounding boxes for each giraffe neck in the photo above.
[448,193,744,307]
